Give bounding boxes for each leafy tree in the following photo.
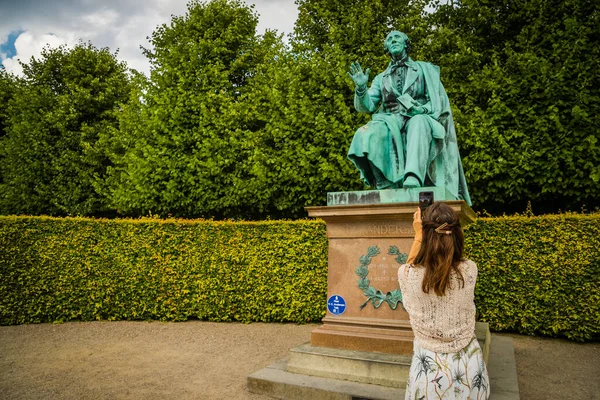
[0,43,134,216]
[230,44,363,218]
[0,69,19,189]
[107,0,439,219]
[0,69,18,141]
[290,0,600,214]
[293,0,430,56]
[232,0,463,217]
[106,0,283,218]
[425,0,600,213]
[233,0,434,218]
[6,0,589,219]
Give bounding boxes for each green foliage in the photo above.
[235,45,364,217]
[0,216,327,324]
[0,70,19,189]
[106,0,294,218]
[425,0,600,213]
[0,69,18,141]
[293,0,430,57]
[0,0,598,218]
[224,0,432,218]
[465,212,600,341]
[0,43,134,216]
[105,0,438,219]
[1,213,598,341]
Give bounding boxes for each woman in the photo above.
[397,202,489,399]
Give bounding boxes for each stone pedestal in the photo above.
[306,195,476,355]
[247,326,504,400]
[246,189,508,400]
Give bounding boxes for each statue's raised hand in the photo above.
[347,62,370,88]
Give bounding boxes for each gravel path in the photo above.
[0,321,598,399]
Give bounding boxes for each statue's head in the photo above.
[384,31,410,58]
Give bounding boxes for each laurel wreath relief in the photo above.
[356,245,408,310]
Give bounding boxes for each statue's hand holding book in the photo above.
[399,94,427,115]
[397,93,415,110]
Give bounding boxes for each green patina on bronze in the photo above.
[356,245,407,311]
[347,30,471,206]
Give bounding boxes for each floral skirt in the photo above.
[405,337,490,400]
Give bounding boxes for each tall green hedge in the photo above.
[1,213,598,341]
[465,213,600,341]
[0,216,328,324]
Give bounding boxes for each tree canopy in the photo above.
[0,0,598,218]
[0,43,134,216]
[105,0,284,218]
[0,69,18,141]
[424,0,600,213]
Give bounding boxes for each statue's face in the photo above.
[385,31,407,57]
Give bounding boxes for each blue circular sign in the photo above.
[327,295,347,316]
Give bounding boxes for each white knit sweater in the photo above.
[397,260,477,353]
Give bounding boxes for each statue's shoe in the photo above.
[403,176,420,188]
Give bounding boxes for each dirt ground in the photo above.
[0,321,598,400]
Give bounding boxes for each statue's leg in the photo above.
[403,114,432,187]
[368,160,392,189]
[348,120,395,189]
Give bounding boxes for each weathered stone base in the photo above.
[304,200,477,358]
[327,187,457,206]
[248,358,405,400]
[287,343,411,389]
[310,316,414,355]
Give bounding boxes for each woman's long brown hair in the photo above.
[413,203,465,296]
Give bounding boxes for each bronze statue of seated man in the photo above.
[347,30,471,205]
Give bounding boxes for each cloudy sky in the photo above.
[0,0,299,76]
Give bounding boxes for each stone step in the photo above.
[247,358,405,400]
[287,343,411,388]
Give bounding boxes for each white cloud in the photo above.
[82,9,120,28]
[2,31,77,75]
[0,0,298,76]
[251,0,298,39]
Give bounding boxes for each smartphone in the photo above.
[419,191,434,213]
